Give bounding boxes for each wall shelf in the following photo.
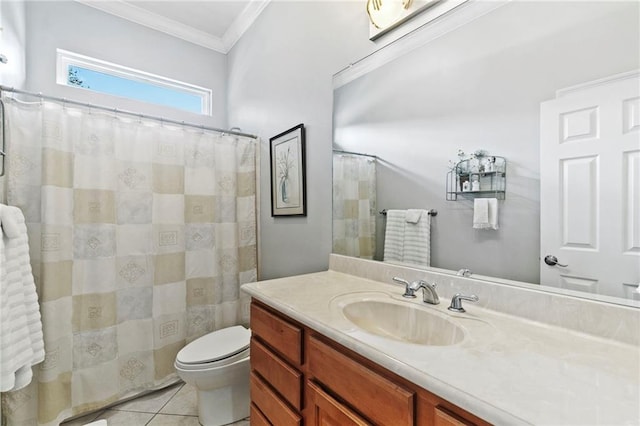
[446,156,506,200]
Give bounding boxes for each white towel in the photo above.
[403,211,431,267]
[405,209,422,224]
[473,198,499,230]
[383,209,431,267]
[0,204,45,392]
[383,210,405,263]
[0,204,21,239]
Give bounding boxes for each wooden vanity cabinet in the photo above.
[307,380,371,426]
[249,300,490,426]
[418,394,488,426]
[307,335,414,425]
[249,303,303,425]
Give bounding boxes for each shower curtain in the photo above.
[0,97,257,425]
[332,153,376,259]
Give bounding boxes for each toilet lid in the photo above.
[177,326,250,365]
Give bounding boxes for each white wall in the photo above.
[0,0,27,88]
[333,1,640,283]
[9,0,377,281]
[23,1,228,128]
[229,0,639,282]
[0,0,27,205]
[15,0,637,284]
[227,2,374,279]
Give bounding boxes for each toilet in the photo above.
[174,326,251,426]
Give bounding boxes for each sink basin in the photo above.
[342,300,465,346]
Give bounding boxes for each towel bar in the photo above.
[379,209,437,217]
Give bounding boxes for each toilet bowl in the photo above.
[174,326,251,426]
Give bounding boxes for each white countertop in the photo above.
[242,270,640,425]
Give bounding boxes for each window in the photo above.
[56,49,212,115]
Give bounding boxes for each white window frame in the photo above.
[56,49,212,115]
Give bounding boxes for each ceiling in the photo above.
[75,0,271,54]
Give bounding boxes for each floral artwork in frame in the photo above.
[270,124,306,216]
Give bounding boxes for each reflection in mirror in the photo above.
[332,151,378,259]
[332,1,640,306]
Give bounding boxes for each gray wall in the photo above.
[23,1,228,128]
[0,0,27,88]
[333,1,640,283]
[11,0,377,281]
[10,0,637,283]
[0,0,27,204]
[227,2,374,279]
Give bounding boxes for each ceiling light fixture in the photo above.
[367,0,414,30]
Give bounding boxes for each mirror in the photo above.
[332,1,640,306]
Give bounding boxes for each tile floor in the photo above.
[61,382,249,426]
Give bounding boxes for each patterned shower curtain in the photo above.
[0,97,257,425]
[332,153,376,259]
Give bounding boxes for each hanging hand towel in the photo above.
[383,210,405,262]
[0,204,45,392]
[405,209,423,224]
[0,204,21,239]
[473,198,499,230]
[403,210,431,267]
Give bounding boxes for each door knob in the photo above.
[544,255,568,267]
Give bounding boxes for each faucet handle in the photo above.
[457,268,472,277]
[392,276,420,298]
[392,276,410,286]
[448,293,479,313]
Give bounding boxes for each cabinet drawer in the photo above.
[251,302,303,365]
[307,335,415,425]
[250,371,301,426]
[251,337,303,409]
[250,403,271,426]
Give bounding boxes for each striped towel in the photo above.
[403,211,431,267]
[383,210,405,263]
[383,209,431,267]
[0,204,45,392]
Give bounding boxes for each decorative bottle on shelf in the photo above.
[471,176,480,192]
[486,156,496,172]
[462,180,470,192]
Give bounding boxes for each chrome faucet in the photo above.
[392,277,440,305]
[457,268,472,277]
[418,281,440,305]
[448,293,479,313]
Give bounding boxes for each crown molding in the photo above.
[556,69,640,98]
[74,0,269,54]
[223,0,271,52]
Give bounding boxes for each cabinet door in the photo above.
[307,335,415,425]
[418,394,488,426]
[434,406,479,426]
[307,380,372,426]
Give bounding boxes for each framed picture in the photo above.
[270,124,306,216]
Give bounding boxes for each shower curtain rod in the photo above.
[0,85,257,139]
[0,99,5,177]
[332,149,378,159]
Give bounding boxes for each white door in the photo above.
[540,71,640,300]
